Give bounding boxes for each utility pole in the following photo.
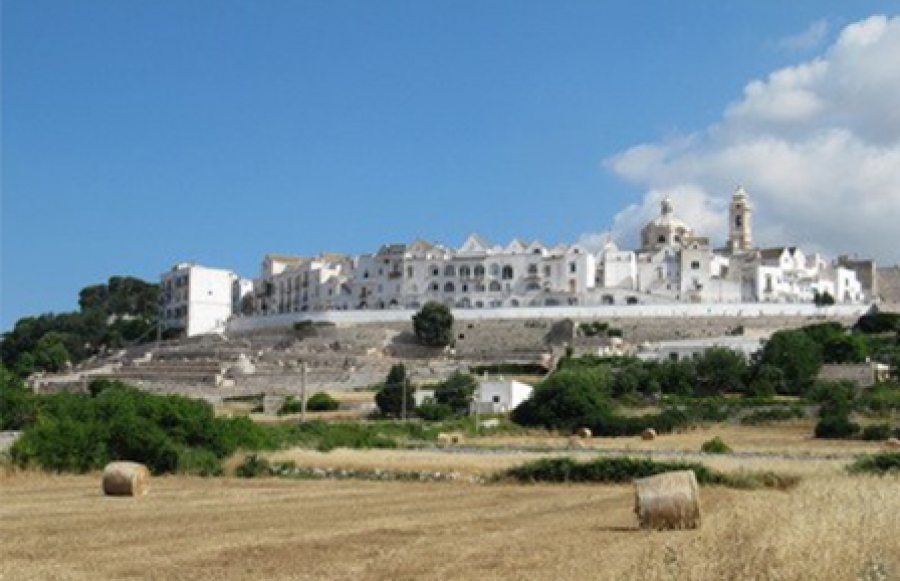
[300,361,308,424]
[401,377,408,421]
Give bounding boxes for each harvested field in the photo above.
[480,421,886,457]
[1,471,898,580]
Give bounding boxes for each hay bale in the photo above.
[102,462,151,497]
[641,428,657,441]
[576,427,592,439]
[885,437,900,450]
[437,432,465,446]
[634,470,701,530]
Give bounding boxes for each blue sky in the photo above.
[3,1,899,329]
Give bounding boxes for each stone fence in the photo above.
[227,303,870,334]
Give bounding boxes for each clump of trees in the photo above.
[412,302,454,347]
[5,377,273,475]
[1,276,162,378]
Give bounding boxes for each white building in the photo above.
[472,379,534,414]
[160,263,241,337]
[636,335,768,363]
[163,186,873,336]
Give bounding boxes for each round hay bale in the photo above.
[576,427,592,439]
[567,436,586,450]
[102,462,151,497]
[437,432,465,446]
[641,428,657,441]
[634,470,701,530]
[884,437,900,450]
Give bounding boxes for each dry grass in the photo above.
[482,421,885,457]
[2,470,898,580]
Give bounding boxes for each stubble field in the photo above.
[3,466,899,579]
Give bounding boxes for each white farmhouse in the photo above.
[472,379,534,414]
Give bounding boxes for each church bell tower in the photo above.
[728,186,753,253]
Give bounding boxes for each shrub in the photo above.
[502,457,798,490]
[848,452,900,475]
[417,402,454,421]
[236,454,272,478]
[701,436,733,454]
[9,382,275,475]
[861,424,894,441]
[814,414,861,439]
[306,393,340,412]
[740,406,806,425]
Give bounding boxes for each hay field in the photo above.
[481,421,887,456]
[2,471,899,580]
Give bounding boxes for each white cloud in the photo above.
[601,14,900,264]
[779,19,830,52]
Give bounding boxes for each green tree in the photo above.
[649,359,697,396]
[512,367,614,430]
[412,302,454,347]
[695,348,748,396]
[375,364,414,417]
[813,290,836,307]
[0,366,37,430]
[33,332,73,373]
[434,372,477,414]
[758,330,823,394]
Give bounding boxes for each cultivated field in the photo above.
[3,457,900,580]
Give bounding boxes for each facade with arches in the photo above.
[165,187,871,331]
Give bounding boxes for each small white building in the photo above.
[636,335,768,363]
[160,263,240,337]
[472,379,534,414]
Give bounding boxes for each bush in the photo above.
[417,403,454,421]
[814,414,861,439]
[504,457,717,484]
[9,382,275,475]
[502,457,798,490]
[701,436,733,454]
[236,454,272,478]
[307,393,340,412]
[740,406,806,425]
[848,452,900,475]
[861,424,894,441]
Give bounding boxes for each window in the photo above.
[501,265,514,280]
[431,283,439,292]
[444,265,456,277]
[569,262,576,273]
[490,263,500,276]
[459,266,471,278]
[474,265,485,278]
[430,265,439,277]
[407,266,414,277]
[528,264,538,275]
[444,282,455,293]
[526,282,540,291]
[658,235,666,243]
[691,261,700,270]
[735,215,743,227]
[489,281,502,292]
[492,395,501,403]
[544,265,551,277]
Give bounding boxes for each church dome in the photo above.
[647,197,691,231]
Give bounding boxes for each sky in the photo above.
[3,1,900,329]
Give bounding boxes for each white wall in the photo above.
[226,302,870,333]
